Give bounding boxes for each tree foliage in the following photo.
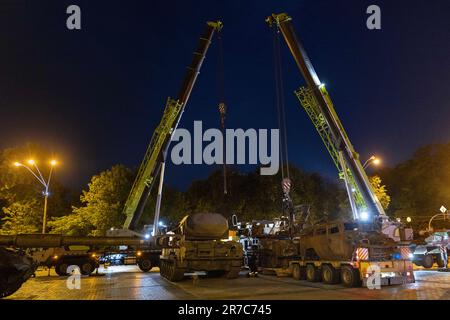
[379,143,450,223]
[48,165,134,236]
[0,143,70,234]
[369,175,391,211]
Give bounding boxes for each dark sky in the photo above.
[0,0,449,192]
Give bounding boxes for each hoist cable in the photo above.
[217,33,228,195]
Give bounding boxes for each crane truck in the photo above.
[0,19,224,298]
[259,13,415,287]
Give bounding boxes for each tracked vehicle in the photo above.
[159,213,243,282]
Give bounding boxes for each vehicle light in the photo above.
[408,253,414,259]
[137,251,142,257]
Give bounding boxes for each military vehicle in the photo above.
[159,213,243,281]
[411,230,449,268]
[0,247,36,298]
[288,220,415,287]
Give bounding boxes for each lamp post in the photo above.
[363,155,381,169]
[14,159,58,234]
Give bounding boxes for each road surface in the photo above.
[6,266,450,300]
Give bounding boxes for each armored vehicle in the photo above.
[0,247,36,298]
[159,213,243,281]
[289,220,415,287]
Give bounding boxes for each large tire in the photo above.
[79,261,95,275]
[341,265,361,288]
[224,267,240,279]
[138,259,152,272]
[306,264,321,282]
[55,262,69,276]
[292,264,301,280]
[422,255,434,269]
[322,264,339,284]
[437,254,447,268]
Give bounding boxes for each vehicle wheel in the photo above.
[306,264,320,282]
[422,255,434,268]
[437,255,447,268]
[80,261,95,275]
[224,267,240,279]
[341,265,361,287]
[55,262,68,276]
[322,264,339,284]
[292,264,301,280]
[138,259,152,272]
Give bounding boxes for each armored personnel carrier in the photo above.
[159,213,243,281]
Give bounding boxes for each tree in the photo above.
[379,143,450,221]
[0,143,70,233]
[369,175,391,210]
[48,165,134,236]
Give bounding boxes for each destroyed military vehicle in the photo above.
[159,213,243,281]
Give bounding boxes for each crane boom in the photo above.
[123,21,223,230]
[266,13,385,228]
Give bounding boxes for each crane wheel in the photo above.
[422,255,434,269]
[322,265,339,284]
[306,264,321,282]
[341,265,361,287]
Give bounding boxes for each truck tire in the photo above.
[79,261,95,275]
[306,264,321,282]
[55,262,68,276]
[437,255,447,268]
[322,264,339,284]
[138,259,152,272]
[292,264,302,280]
[422,255,434,269]
[341,265,361,287]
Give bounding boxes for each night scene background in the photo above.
[0,0,449,231]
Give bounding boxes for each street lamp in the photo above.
[363,155,381,169]
[13,159,58,234]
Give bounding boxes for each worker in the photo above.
[247,245,259,277]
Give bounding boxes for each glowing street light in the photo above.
[363,155,381,169]
[13,158,59,233]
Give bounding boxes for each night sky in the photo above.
[0,0,449,193]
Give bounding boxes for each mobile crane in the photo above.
[262,13,414,287]
[0,20,223,298]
